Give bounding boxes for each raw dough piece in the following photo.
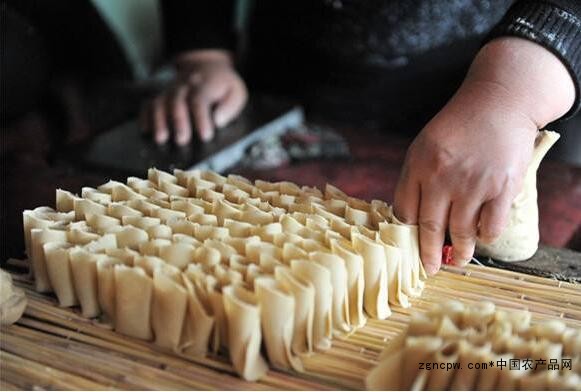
[367,300,581,391]
[291,259,333,351]
[0,269,27,325]
[22,167,435,381]
[255,277,303,371]
[274,266,315,355]
[69,248,102,318]
[44,242,77,307]
[180,274,215,357]
[151,265,188,350]
[476,130,560,261]
[114,265,153,340]
[352,233,390,319]
[223,285,269,381]
[30,228,68,292]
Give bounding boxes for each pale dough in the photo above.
[367,300,581,390]
[22,167,431,380]
[476,130,560,261]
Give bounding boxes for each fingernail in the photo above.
[200,130,213,143]
[425,263,439,276]
[454,257,471,267]
[176,131,190,146]
[214,113,227,128]
[155,131,169,144]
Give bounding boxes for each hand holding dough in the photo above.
[476,130,560,261]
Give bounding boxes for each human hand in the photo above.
[393,38,575,275]
[143,49,248,145]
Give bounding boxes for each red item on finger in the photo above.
[442,245,453,265]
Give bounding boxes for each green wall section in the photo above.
[90,0,250,79]
[91,0,162,79]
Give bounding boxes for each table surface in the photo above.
[2,110,580,279]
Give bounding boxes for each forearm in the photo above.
[465,37,575,129]
[174,49,233,72]
[489,0,581,120]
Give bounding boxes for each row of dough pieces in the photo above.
[367,300,581,390]
[22,168,427,381]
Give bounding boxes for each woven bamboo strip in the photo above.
[442,264,580,289]
[2,264,580,390]
[0,351,110,390]
[10,317,270,389]
[2,328,220,390]
[0,379,20,391]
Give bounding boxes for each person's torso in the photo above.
[245,0,515,129]
[248,0,514,72]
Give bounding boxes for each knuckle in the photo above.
[431,147,456,174]
[419,219,444,234]
[188,72,204,85]
[450,229,476,242]
[479,225,503,241]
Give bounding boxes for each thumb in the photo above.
[213,82,248,128]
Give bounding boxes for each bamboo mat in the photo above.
[2,264,580,391]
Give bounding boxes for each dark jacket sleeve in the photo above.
[160,0,237,59]
[489,0,581,120]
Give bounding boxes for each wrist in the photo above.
[465,37,575,128]
[174,49,233,73]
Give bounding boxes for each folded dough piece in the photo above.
[114,265,153,340]
[352,233,390,320]
[368,299,581,391]
[424,341,461,390]
[24,167,447,382]
[30,228,68,293]
[147,224,172,240]
[372,333,440,389]
[69,248,102,318]
[330,238,366,327]
[378,222,423,299]
[379,239,410,308]
[23,207,74,257]
[274,266,315,355]
[159,243,195,270]
[152,265,188,351]
[56,189,77,212]
[180,274,215,357]
[74,198,107,221]
[476,130,560,261]
[96,256,125,322]
[114,226,149,249]
[290,259,333,351]
[85,213,121,233]
[44,242,77,307]
[255,277,303,372]
[309,252,351,334]
[222,285,269,381]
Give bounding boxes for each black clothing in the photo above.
[490,0,581,120]
[161,0,581,128]
[1,0,132,121]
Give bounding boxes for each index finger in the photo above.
[393,164,420,224]
[417,185,450,275]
